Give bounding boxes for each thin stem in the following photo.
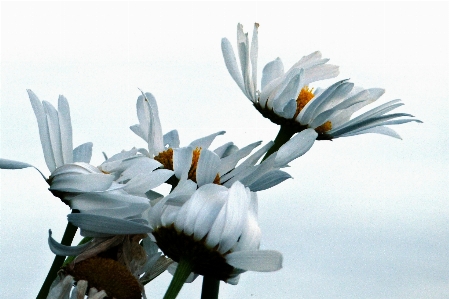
[36,221,78,299]
[163,258,193,299]
[201,276,220,299]
[262,125,296,161]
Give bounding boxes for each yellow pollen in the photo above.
[315,121,332,133]
[156,147,220,184]
[294,86,315,118]
[154,148,174,170]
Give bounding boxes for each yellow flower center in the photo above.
[154,147,220,184]
[315,121,332,133]
[294,86,315,118]
[294,86,333,133]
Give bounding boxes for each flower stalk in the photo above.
[262,125,296,161]
[201,276,220,299]
[163,258,193,299]
[36,220,78,299]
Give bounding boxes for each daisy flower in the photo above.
[222,24,421,140]
[48,231,171,299]
[0,91,173,236]
[129,91,318,191]
[147,180,282,290]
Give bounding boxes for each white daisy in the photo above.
[0,91,173,236]
[222,23,339,119]
[222,24,421,140]
[152,128,317,192]
[147,180,283,285]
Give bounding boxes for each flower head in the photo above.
[222,23,339,116]
[222,24,421,139]
[147,180,282,284]
[0,91,174,236]
[48,231,172,298]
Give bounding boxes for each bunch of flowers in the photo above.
[0,23,420,299]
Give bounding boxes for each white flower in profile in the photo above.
[129,90,317,191]
[147,180,282,284]
[221,23,339,119]
[222,24,421,140]
[153,128,317,192]
[0,91,173,236]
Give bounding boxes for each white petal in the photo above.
[163,130,180,148]
[49,173,114,192]
[173,147,193,180]
[68,213,151,235]
[73,142,93,163]
[0,158,34,170]
[192,185,228,240]
[47,275,73,299]
[213,142,237,158]
[196,150,220,186]
[141,92,165,155]
[221,38,246,97]
[217,181,250,254]
[28,90,56,172]
[261,58,284,91]
[124,169,173,194]
[218,141,261,176]
[189,131,225,149]
[275,129,317,167]
[248,170,292,192]
[226,250,283,272]
[250,23,259,100]
[48,229,94,256]
[58,95,73,164]
[43,101,64,168]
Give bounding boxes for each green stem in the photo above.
[36,221,78,299]
[201,276,220,299]
[163,258,193,299]
[262,125,296,161]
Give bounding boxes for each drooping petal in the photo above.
[226,250,283,272]
[48,229,94,256]
[248,170,292,192]
[0,158,34,170]
[275,129,317,167]
[49,173,114,192]
[68,213,152,235]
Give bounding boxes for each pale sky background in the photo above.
[1,1,448,298]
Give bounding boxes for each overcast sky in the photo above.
[1,1,448,298]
